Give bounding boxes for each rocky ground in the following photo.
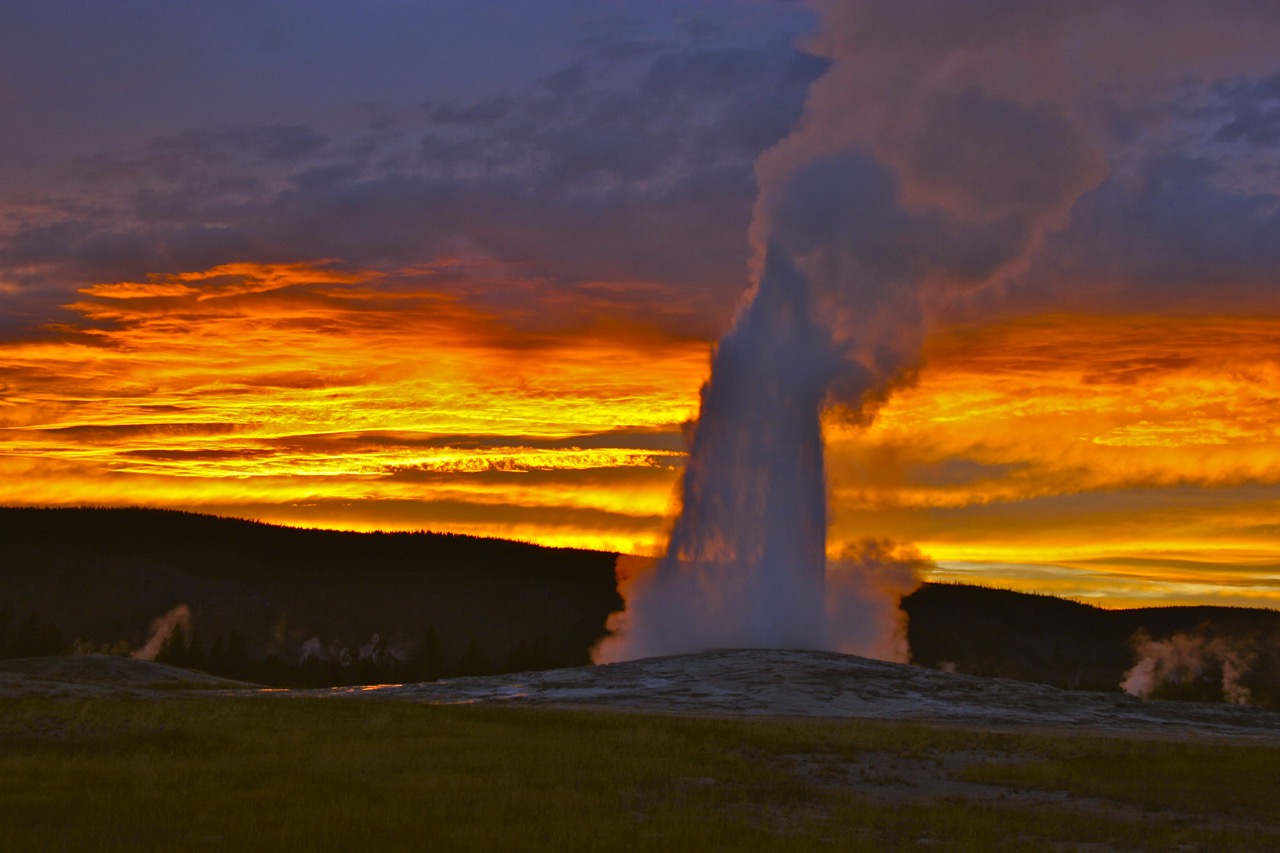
[6,649,1276,744]
[320,648,1280,743]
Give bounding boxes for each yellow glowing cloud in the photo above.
[6,269,1280,609]
[826,313,1280,606]
[13,263,705,435]
[829,315,1280,503]
[0,261,701,551]
[79,261,377,301]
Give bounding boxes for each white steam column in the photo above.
[597,245,837,659]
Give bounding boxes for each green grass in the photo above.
[958,735,1280,817]
[1,696,1276,851]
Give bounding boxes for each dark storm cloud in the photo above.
[157,125,331,165]
[0,19,824,340]
[1045,157,1280,285]
[989,61,1280,316]
[996,146,1280,319]
[1213,71,1280,146]
[0,0,590,151]
[427,99,513,126]
[752,2,1280,337]
[8,0,1280,348]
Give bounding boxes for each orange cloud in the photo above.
[79,261,377,301]
[0,261,703,552]
[6,270,1280,608]
[826,313,1280,606]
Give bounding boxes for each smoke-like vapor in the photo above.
[130,603,191,662]
[597,1,1280,663]
[299,632,409,667]
[1122,630,1256,705]
[300,636,354,666]
[825,539,932,662]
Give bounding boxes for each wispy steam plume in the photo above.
[597,1,1280,662]
[130,603,191,662]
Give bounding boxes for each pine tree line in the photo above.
[0,608,576,688]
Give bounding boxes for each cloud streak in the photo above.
[0,260,701,550]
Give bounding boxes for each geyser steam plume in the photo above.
[603,246,837,658]
[596,0,1280,664]
[596,240,919,662]
[596,222,929,663]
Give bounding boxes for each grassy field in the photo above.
[1,695,1277,851]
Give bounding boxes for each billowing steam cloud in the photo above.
[596,1,1280,663]
[1122,630,1255,705]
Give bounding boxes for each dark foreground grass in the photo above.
[1,695,1277,851]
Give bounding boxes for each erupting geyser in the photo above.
[596,208,931,662]
[601,246,836,658]
[596,0,1280,664]
[595,240,921,663]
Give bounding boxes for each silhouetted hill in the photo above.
[5,508,1279,706]
[0,507,620,685]
[904,583,1280,708]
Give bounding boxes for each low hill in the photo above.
[903,583,1280,707]
[0,506,620,684]
[3,507,1278,706]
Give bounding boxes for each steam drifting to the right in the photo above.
[595,1,1280,663]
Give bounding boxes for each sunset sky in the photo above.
[4,1,1280,609]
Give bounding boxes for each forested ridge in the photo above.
[1,506,620,685]
[4,506,1279,708]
